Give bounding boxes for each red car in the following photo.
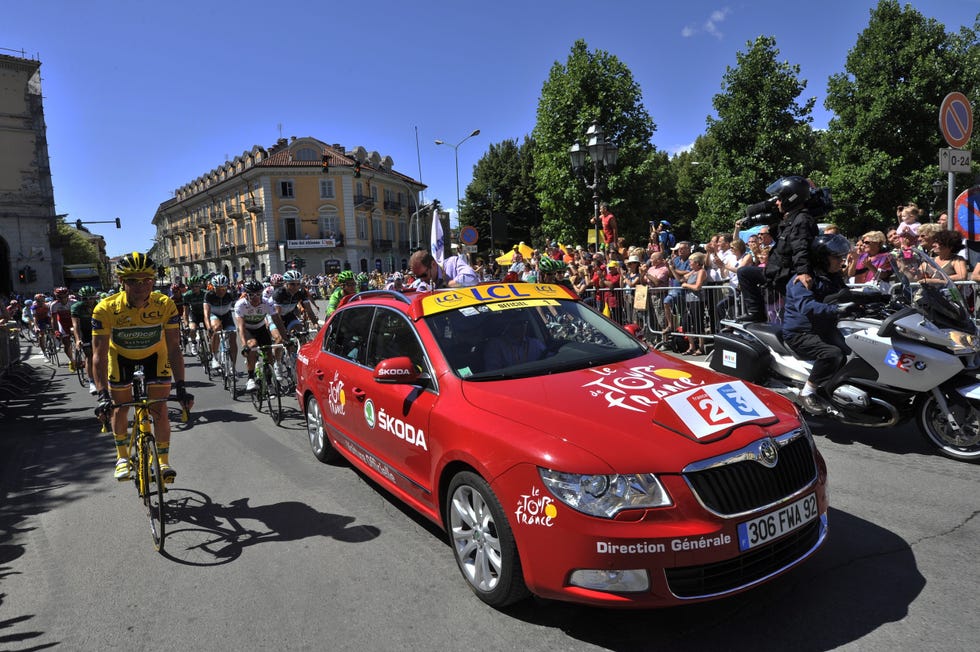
[295,282,828,608]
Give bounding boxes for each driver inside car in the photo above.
[782,234,855,415]
[483,311,546,371]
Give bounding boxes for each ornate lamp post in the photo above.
[570,123,618,252]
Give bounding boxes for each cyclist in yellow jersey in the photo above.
[92,252,193,481]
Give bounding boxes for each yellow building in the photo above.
[153,136,426,282]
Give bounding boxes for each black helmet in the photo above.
[765,176,811,211]
[810,234,851,269]
[243,280,263,294]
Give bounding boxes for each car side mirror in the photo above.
[374,356,421,384]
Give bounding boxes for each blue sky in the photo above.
[2,0,975,256]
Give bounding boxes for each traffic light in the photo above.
[115,217,121,228]
[75,219,83,229]
[321,154,329,173]
[18,268,26,283]
[353,162,361,178]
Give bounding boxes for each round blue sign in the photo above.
[460,226,478,245]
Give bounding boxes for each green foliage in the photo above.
[58,221,100,265]
[695,36,820,241]
[532,39,666,247]
[459,138,541,255]
[824,0,980,234]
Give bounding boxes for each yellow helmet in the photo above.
[115,251,157,277]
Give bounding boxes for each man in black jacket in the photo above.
[736,176,818,322]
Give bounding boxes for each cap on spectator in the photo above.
[608,260,620,268]
[627,255,641,264]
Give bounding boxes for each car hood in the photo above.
[459,352,799,471]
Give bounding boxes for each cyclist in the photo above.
[263,273,284,302]
[71,285,100,394]
[384,272,405,291]
[50,287,75,368]
[325,270,357,317]
[356,272,371,292]
[537,255,574,290]
[203,273,238,373]
[273,270,320,334]
[182,276,207,355]
[234,279,286,392]
[30,293,51,355]
[93,252,192,482]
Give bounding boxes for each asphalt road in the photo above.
[1,344,977,651]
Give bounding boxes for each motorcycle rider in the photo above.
[736,176,819,322]
[782,234,854,415]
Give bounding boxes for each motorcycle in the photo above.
[711,247,980,463]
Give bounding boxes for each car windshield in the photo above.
[890,247,974,331]
[425,298,646,380]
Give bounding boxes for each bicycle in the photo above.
[73,345,87,387]
[215,329,237,397]
[248,343,285,425]
[100,395,186,552]
[277,328,312,395]
[196,326,215,381]
[41,327,60,367]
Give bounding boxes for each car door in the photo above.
[357,307,437,505]
[313,305,376,455]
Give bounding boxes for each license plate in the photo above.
[737,494,818,551]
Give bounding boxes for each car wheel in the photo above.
[305,395,339,463]
[446,471,529,608]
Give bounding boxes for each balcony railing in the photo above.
[397,240,410,251]
[236,244,249,254]
[226,203,243,218]
[373,239,393,251]
[384,200,402,212]
[354,195,375,208]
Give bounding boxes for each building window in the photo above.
[279,180,294,198]
[372,217,381,241]
[370,185,378,202]
[319,208,340,239]
[319,179,335,199]
[386,221,395,240]
[282,216,298,240]
[357,215,368,240]
[295,147,318,161]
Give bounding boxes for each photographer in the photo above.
[735,176,824,323]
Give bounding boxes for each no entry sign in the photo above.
[940,92,973,149]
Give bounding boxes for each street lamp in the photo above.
[435,129,481,223]
[570,123,618,252]
[932,179,946,221]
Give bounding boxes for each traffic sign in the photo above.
[459,225,478,245]
[940,92,973,149]
[940,148,972,173]
[952,186,980,241]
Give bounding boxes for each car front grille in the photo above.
[664,518,822,599]
[683,432,817,516]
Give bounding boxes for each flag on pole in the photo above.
[431,211,445,265]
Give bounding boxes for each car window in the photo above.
[324,306,374,366]
[365,308,426,371]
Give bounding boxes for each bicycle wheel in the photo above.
[46,335,60,366]
[250,364,265,412]
[267,369,283,425]
[142,435,166,552]
[75,349,86,386]
[200,338,213,381]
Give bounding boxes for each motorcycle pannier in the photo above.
[709,332,772,384]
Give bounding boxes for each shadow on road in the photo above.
[160,488,380,566]
[499,507,923,651]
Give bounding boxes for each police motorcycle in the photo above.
[712,247,980,463]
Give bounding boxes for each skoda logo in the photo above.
[757,438,779,468]
[364,399,376,429]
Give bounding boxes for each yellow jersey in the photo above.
[92,291,180,359]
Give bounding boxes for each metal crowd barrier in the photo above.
[582,279,980,354]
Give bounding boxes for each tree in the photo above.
[824,0,980,234]
[695,36,819,241]
[532,39,667,248]
[458,138,540,256]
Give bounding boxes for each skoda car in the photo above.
[295,282,828,608]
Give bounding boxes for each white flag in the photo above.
[430,211,445,265]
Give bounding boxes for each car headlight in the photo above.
[538,468,672,518]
